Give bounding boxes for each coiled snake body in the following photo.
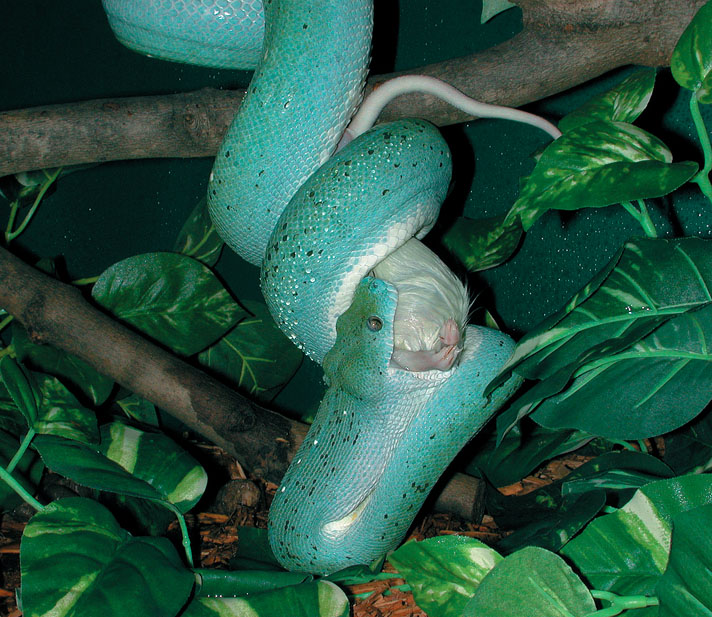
[103,0,523,574]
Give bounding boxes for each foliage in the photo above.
[1,2,712,616]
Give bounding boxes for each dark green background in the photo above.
[1,1,710,417]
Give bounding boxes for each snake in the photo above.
[102,0,557,575]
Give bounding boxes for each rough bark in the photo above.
[0,0,704,176]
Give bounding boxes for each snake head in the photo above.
[322,277,397,399]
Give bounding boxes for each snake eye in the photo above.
[367,316,383,332]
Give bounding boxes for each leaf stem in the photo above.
[163,501,194,568]
[621,201,657,238]
[5,168,62,243]
[586,590,659,616]
[0,463,44,512]
[6,428,36,474]
[689,91,712,204]
[0,314,14,332]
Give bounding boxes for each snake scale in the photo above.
[103,0,527,574]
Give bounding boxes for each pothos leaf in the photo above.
[92,252,246,356]
[463,547,596,617]
[671,0,712,102]
[20,497,194,617]
[173,197,225,267]
[558,68,657,132]
[443,214,522,272]
[199,300,302,401]
[505,120,697,231]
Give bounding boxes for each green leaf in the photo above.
[561,474,712,595]
[173,197,225,267]
[559,68,657,133]
[12,324,114,406]
[495,490,606,555]
[98,422,207,512]
[531,304,712,439]
[490,237,712,392]
[20,497,194,617]
[466,422,592,487]
[463,547,595,617]
[481,0,516,23]
[229,526,283,571]
[387,536,501,617]
[199,300,302,401]
[34,423,206,513]
[506,120,698,231]
[671,0,712,102]
[183,581,349,617]
[442,214,522,272]
[34,374,99,444]
[195,569,310,597]
[115,393,159,426]
[0,356,39,426]
[663,408,712,474]
[657,504,712,616]
[92,252,245,356]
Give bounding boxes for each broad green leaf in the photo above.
[183,580,349,617]
[505,120,697,231]
[20,497,194,617]
[195,569,310,597]
[12,324,114,406]
[463,547,595,617]
[173,197,225,267]
[490,237,712,390]
[559,68,657,133]
[92,252,245,356]
[0,380,27,435]
[98,422,207,512]
[33,423,207,513]
[199,300,302,401]
[0,429,43,511]
[443,214,522,272]
[671,0,712,102]
[229,526,283,571]
[388,536,502,617]
[663,407,712,474]
[657,504,712,616]
[0,356,39,426]
[33,434,165,502]
[495,490,606,555]
[481,0,515,23]
[465,421,592,487]
[531,304,712,439]
[115,393,159,426]
[34,374,99,444]
[561,474,712,595]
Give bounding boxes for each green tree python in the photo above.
[102,0,559,575]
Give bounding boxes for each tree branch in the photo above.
[0,0,703,176]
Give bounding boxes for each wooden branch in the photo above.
[0,245,482,519]
[0,0,703,176]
